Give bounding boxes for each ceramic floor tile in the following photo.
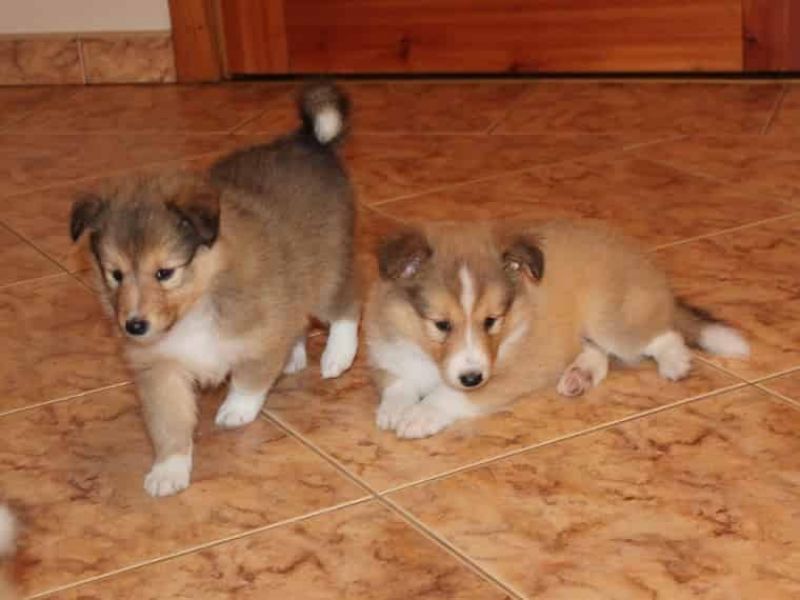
[767,85,799,135]
[0,133,248,198]
[390,388,800,599]
[656,216,800,380]
[6,83,295,133]
[46,501,506,599]
[239,81,529,135]
[0,274,128,413]
[0,223,60,286]
[267,333,738,492]
[343,133,633,204]
[494,82,783,134]
[634,135,800,206]
[2,385,366,596]
[373,156,793,248]
[759,371,800,406]
[0,86,64,131]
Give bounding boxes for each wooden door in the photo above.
[168,0,800,80]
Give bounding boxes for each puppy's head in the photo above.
[70,174,221,343]
[378,224,543,391]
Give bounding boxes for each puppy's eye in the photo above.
[155,268,175,282]
[111,269,123,283]
[484,317,497,331]
[434,320,452,333]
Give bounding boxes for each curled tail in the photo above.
[674,299,750,357]
[298,81,350,146]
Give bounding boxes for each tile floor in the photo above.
[0,79,798,599]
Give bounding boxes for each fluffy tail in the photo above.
[674,299,750,357]
[298,81,350,146]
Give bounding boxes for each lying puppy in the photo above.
[365,220,748,439]
[70,83,359,496]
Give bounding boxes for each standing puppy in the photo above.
[365,221,748,439]
[70,83,359,496]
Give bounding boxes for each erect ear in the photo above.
[166,183,221,246]
[501,232,544,282]
[378,228,432,280]
[69,192,108,242]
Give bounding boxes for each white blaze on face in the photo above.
[446,266,490,388]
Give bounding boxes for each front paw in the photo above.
[376,393,418,431]
[395,402,455,439]
[144,453,192,497]
[215,388,265,428]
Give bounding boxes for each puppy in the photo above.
[70,83,359,496]
[365,220,748,439]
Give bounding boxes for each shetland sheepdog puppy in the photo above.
[365,220,748,439]
[70,83,359,496]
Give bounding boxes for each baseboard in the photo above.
[0,31,176,86]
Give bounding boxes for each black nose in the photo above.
[125,318,149,336]
[459,371,484,388]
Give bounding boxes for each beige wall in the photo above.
[0,0,171,34]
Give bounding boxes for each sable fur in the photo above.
[365,220,749,439]
[70,83,359,496]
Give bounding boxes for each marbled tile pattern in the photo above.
[0,80,798,598]
[0,32,178,86]
[0,37,83,85]
[80,33,177,84]
[390,388,800,599]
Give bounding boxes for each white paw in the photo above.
[658,349,692,381]
[557,366,593,397]
[395,402,455,439]
[321,319,358,379]
[645,331,692,381]
[144,453,192,497]
[376,393,418,431]
[215,387,265,428]
[283,338,308,374]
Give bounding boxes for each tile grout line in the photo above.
[0,149,228,204]
[652,210,800,250]
[367,145,628,208]
[377,381,748,497]
[262,410,524,597]
[649,211,800,252]
[0,219,73,284]
[761,85,788,135]
[261,409,381,498]
[264,408,527,597]
[377,495,527,599]
[0,381,132,420]
[76,38,88,85]
[0,270,69,293]
[27,496,374,599]
[752,381,800,411]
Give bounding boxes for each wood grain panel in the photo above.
[169,0,223,82]
[743,0,800,71]
[220,0,288,74]
[279,0,743,74]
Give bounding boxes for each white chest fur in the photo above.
[152,299,245,385]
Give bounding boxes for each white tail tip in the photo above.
[699,324,750,358]
[313,107,342,144]
[0,505,16,557]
